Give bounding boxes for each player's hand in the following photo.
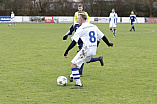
[63,35,68,40]
[64,54,68,58]
[108,43,113,47]
[64,51,68,58]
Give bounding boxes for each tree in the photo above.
[0,0,156,17]
[148,0,153,17]
[12,0,33,15]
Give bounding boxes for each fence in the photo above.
[0,16,157,23]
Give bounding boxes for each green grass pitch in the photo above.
[0,23,157,104]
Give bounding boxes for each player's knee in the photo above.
[87,59,91,63]
[71,64,77,68]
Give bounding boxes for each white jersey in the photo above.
[11,13,15,19]
[109,12,118,23]
[71,22,104,56]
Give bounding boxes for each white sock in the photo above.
[70,74,73,78]
[75,79,82,86]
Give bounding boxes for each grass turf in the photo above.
[0,23,157,104]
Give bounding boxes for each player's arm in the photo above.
[115,13,118,24]
[63,12,78,40]
[109,13,111,23]
[63,24,75,40]
[85,12,90,23]
[64,40,76,58]
[97,28,113,47]
[102,36,113,47]
[109,14,110,22]
[64,30,80,58]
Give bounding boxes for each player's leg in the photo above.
[113,23,117,37]
[79,41,102,76]
[113,27,116,37]
[69,51,82,84]
[130,23,134,31]
[110,27,113,32]
[132,24,135,31]
[8,23,11,26]
[130,24,133,31]
[70,53,83,89]
[12,19,16,26]
[86,40,103,66]
[109,23,113,32]
[79,57,103,77]
[14,22,16,26]
[77,39,84,76]
[71,64,83,88]
[87,56,104,66]
[9,20,12,26]
[70,49,91,89]
[69,63,83,82]
[79,63,84,77]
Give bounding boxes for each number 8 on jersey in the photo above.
[89,31,96,43]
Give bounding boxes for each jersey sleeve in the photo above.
[97,27,104,40]
[74,12,78,23]
[85,12,90,23]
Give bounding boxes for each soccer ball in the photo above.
[57,76,67,86]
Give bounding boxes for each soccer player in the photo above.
[64,13,113,89]
[130,11,138,31]
[109,8,118,37]
[9,11,16,26]
[63,4,90,40]
[63,4,103,77]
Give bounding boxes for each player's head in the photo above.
[11,11,14,14]
[112,8,115,13]
[131,11,134,15]
[78,4,83,11]
[78,13,87,25]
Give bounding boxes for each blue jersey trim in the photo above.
[109,18,111,23]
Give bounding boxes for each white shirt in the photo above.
[71,22,104,56]
[109,12,118,23]
[11,13,15,19]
